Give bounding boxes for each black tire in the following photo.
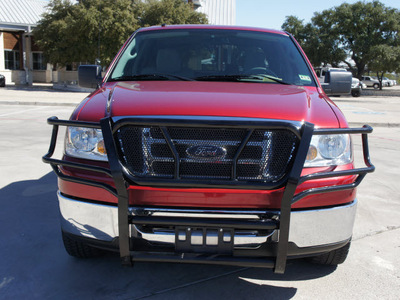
[373,83,379,89]
[62,231,103,258]
[308,241,351,265]
[351,90,361,97]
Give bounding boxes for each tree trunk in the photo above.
[376,72,384,90]
[352,56,365,80]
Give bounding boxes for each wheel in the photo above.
[308,241,351,265]
[351,89,361,97]
[62,231,103,258]
[373,83,379,89]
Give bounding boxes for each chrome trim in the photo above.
[223,232,231,243]
[130,207,272,219]
[178,231,186,241]
[207,230,219,245]
[145,212,263,220]
[58,192,119,241]
[58,192,357,248]
[191,230,203,245]
[186,145,227,160]
[133,225,275,248]
[141,138,268,149]
[289,200,357,247]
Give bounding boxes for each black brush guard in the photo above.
[43,116,375,273]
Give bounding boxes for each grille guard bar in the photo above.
[43,116,375,273]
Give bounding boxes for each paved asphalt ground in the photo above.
[0,85,399,299]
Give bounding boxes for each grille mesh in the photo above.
[116,125,298,182]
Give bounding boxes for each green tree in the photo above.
[33,0,77,66]
[368,45,400,89]
[282,1,400,78]
[34,0,138,66]
[34,0,207,67]
[135,0,208,27]
[282,16,346,67]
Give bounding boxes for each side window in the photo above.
[113,39,138,78]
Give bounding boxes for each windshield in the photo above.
[109,28,316,86]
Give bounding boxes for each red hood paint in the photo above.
[75,81,341,128]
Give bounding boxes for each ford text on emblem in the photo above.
[186,145,227,160]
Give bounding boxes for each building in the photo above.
[189,0,235,26]
[0,0,236,85]
[0,0,50,85]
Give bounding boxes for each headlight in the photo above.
[304,134,352,167]
[65,127,107,161]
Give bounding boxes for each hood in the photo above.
[75,81,340,128]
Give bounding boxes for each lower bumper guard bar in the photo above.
[131,252,276,268]
[43,116,375,273]
[134,225,275,248]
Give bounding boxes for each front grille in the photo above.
[116,125,298,182]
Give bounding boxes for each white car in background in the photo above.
[351,78,362,97]
[383,77,396,86]
[382,77,392,87]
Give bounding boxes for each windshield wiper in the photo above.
[250,74,291,85]
[109,73,194,82]
[195,75,244,82]
[195,74,290,85]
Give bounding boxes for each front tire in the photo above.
[62,232,103,258]
[308,241,351,265]
[373,83,379,89]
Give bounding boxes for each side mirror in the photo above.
[78,65,102,89]
[321,70,352,95]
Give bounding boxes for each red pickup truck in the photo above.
[43,25,374,273]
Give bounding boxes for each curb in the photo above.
[348,122,400,128]
[0,101,78,107]
[52,84,95,93]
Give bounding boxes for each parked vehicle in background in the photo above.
[351,77,362,97]
[360,80,367,89]
[315,67,352,96]
[43,25,374,274]
[0,74,5,87]
[383,77,396,87]
[382,77,391,87]
[361,76,380,89]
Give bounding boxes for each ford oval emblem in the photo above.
[186,145,227,160]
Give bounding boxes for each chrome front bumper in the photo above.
[58,192,357,248]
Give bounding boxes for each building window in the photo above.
[4,50,20,70]
[33,52,46,70]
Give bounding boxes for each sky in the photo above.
[236,0,400,30]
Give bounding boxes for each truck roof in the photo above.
[138,24,288,36]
